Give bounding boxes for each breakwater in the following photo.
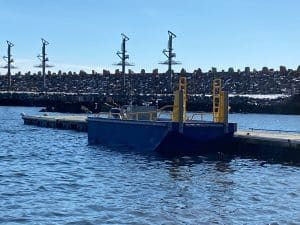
[0,91,299,114]
[1,70,299,95]
[0,70,299,113]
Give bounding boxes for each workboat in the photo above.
[87,77,237,155]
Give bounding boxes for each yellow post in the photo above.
[213,79,229,124]
[213,79,221,122]
[172,77,187,123]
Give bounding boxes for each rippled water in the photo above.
[1,106,300,224]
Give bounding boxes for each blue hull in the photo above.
[87,117,237,155]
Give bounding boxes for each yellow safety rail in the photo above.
[96,77,189,122]
[213,79,229,123]
[213,79,222,122]
[188,112,206,121]
[172,77,187,122]
[126,111,157,121]
[157,105,173,119]
[98,106,174,121]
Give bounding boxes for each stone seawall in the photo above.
[0,92,299,114]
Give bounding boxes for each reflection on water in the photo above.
[1,106,300,224]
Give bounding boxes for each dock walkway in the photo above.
[235,130,300,149]
[22,115,87,132]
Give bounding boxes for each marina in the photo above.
[2,0,300,224]
[22,115,87,132]
[20,77,299,159]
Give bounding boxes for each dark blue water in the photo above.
[1,106,300,224]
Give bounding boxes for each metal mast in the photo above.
[113,33,134,89]
[35,38,53,91]
[1,41,16,91]
[159,31,181,91]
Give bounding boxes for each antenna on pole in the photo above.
[159,31,181,92]
[1,41,17,91]
[113,33,134,91]
[34,38,54,91]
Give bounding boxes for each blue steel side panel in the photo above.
[156,122,237,154]
[88,118,170,152]
[183,123,225,140]
[87,117,237,155]
[183,122,236,141]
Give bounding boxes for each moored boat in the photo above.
[87,77,237,155]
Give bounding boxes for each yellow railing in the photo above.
[126,111,158,121]
[96,105,215,122]
[188,112,207,121]
[213,79,222,122]
[172,77,187,122]
[94,78,229,124]
[96,110,211,123]
[157,105,173,119]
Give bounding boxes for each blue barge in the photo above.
[87,78,237,154]
[88,118,237,154]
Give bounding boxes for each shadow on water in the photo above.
[87,143,300,169]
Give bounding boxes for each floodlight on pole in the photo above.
[34,38,54,91]
[159,31,181,91]
[113,33,134,90]
[1,41,17,91]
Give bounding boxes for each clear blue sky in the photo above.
[1,0,300,74]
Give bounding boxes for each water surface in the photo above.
[1,106,300,224]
